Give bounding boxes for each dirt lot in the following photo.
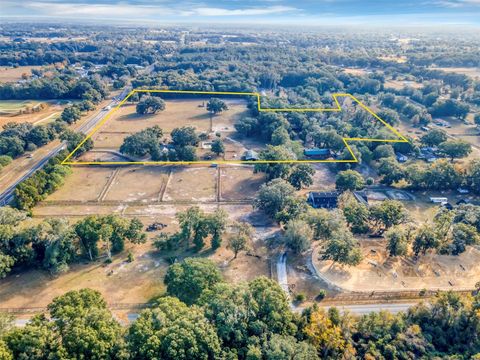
[48,167,114,202]
[163,167,217,202]
[0,66,43,83]
[105,166,169,202]
[312,239,480,292]
[220,166,264,200]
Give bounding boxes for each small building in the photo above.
[307,191,368,209]
[304,148,331,159]
[396,153,408,163]
[242,150,259,161]
[307,192,339,209]
[430,197,448,204]
[457,188,469,194]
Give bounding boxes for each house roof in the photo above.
[304,148,330,156]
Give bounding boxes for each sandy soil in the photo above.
[312,240,480,292]
[163,167,217,202]
[105,166,169,202]
[220,166,265,200]
[47,167,114,202]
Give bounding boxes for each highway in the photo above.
[0,87,131,206]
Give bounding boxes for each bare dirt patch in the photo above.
[220,166,264,200]
[312,240,480,292]
[105,166,169,202]
[163,167,217,202]
[47,167,114,202]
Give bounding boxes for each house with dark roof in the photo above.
[307,192,339,209]
[307,191,368,209]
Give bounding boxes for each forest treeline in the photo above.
[1,258,480,359]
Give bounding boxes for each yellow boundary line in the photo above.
[62,89,408,165]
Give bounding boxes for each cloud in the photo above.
[191,6,297,16]
[3,1,298,20]
[427,0,480,7]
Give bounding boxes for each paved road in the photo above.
[321,302,418,315]
[0,87,131,206]
[276,252,289,296]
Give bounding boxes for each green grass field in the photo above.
[0,100,44,115]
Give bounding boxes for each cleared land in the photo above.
[0,66,43,83]
[91,99,249,151]
[431,67,480,79]
[0,100,65,127]
[312,240,480,292]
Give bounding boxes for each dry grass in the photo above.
[163,167,217,202]
[220,166,265,200]
[92,99,249,149]
[47,167,114,202]
[105,166,169,202]
[0,66,43,83]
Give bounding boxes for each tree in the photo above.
[46,289,123,359]
[136,95,166,114]
[164,258,223,305]
[312,129,344,154]
[305,208,346,240]
[206,209,228,250]
[438,140,472,161]
[0,253,14,278]
[386,226,409,257]
[373,144,395,160]
[211,138,225,156]
[369,200,409,234]
[271,126,290,146]
[335,170,365,192]
[421,129,448,147]
[127,296,222,360]
[413,224,439,256]
[465,160,480,194]
[304,307,352,359]
[171,126,199,147]
[378,157,406,186]
[284,219,313,254]
[288,164,315,190]
[475,113,480,127]
[248,277,295,334]
[60,129,93,157]
[61,105,81,124]
[227,222,253,259]
[255,145,297,181]
[450,223,479,255]
[321,228,362,266]
[338,192,370,234]
[206,98,228,115]
[263,334,318,360]
[254,178,296,219]
[119,125,163,158]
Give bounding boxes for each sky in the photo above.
[2,0,480,26]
